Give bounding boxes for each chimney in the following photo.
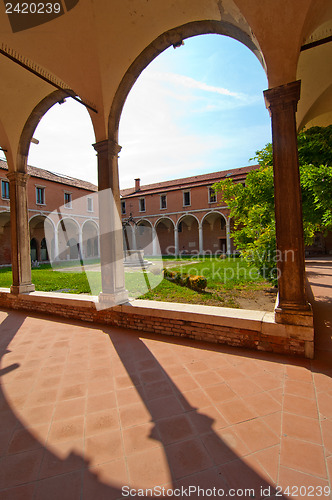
[135,178,141,191]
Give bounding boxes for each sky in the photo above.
[17,34,272,189]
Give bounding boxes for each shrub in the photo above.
[163,269,207,292]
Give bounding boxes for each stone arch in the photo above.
[201,211,228,255]
[108,20,265,141]
[82,219,99,259]
[56,217,81,261]
[177,214,199,255]
[155,217,176,256]
[29,214,56,262]
[136,219,153,255]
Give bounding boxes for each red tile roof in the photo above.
[0,160,97,192]
[120,165,259,198]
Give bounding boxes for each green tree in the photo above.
[213,125,332,285]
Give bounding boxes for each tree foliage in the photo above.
[213,125,332,284]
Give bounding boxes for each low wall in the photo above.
[0,289,314,358]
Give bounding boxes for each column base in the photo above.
[97,290,129,309]
[275,303,313,327]
[10,283,36,294]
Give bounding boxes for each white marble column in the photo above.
[226,218,231,255]
[199,222,203,255]
[93,139,128,306]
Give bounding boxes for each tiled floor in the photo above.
[0,259,331,499]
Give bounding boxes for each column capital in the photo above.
[264,80,301,114]
[6,171,29,186]
[93,139,122,158]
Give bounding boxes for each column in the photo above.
[131,225,137,250]
[93,139,128,306]
[152,227,157,256]
[198,222,203,255]
[7,171,35,294]
[264,80,312,325]
[226,218,231,255]
[174,225,179,256]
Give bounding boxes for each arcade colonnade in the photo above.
[0,0,331,328]
[124,213,232,257]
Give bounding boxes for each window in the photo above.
[1,180,9,200]
[183,190,191,207]
[121,200,126,215]
[64,192,72,208]
[160,194,167,210]
[139,198,145,212]
[208,187,216,203]
[87,197,93,212]
[36,186,45,205]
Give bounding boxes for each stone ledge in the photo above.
[0,289,314,358]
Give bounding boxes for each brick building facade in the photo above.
[0,160,99,266]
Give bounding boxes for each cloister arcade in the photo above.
[0,0,330,330]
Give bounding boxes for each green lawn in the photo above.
[0,257,275,310]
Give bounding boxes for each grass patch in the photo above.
[0,257,276,310]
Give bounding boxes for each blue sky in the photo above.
[24,34,271,189]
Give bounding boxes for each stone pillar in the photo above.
[93,139,128,306]
[152,227,157,256]
[198,222,203,255]
[264,80,312,326]
[226,218,231,255]
[131,225,137,251]
[174,225,179,256]
[7,171,35,294]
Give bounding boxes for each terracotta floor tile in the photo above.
[86,392,116,414]
[0,410,22,434]
[147,396,184,421]
[278,466,330,499]
[244,392,282,417]
[48,415,85,443]
[251,373,283,391]
[286,365,313,382]
[215,366,243,381]
[283,393,319,419]
[83,459,129,500]
[283,412,322,444]
[33,470,82,500]
[116,387,142,406]
[218,457,271,497]
[0,483,35,500]
[317,392,332,419]
[85,429,123,466]
[193,370,224,388]
[157,414,195,445]
[115,374,138,390]
[126,446,171,488]
[217,399,256,425]
[58,383,88,401]
[226,376,263,397]
[143,380,174,401]
[233,418,279,453]
[7,424,49,454]
[252,445,280,483]
[284,380,316,399]
[0,449,44,489]
[187,406,228,434]
[87,378,114,396]
[280,436,327,478]
[313,372,332,393]
[185,361,209,373]
[85,408,119,437]
[123,422,161,455]
[204,384,237,404]
[119,402,152,428]
[24,388,58,408]
[39,439,85,478]
[261,412,282,436]
[201,428,249,465]
[165,438,213,479]
[172,374,199,391]
[53,397,86,421]
[321,418,332,456]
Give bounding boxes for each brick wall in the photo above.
[0,290,313,358]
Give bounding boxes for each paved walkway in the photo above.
[0,259,331,499]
